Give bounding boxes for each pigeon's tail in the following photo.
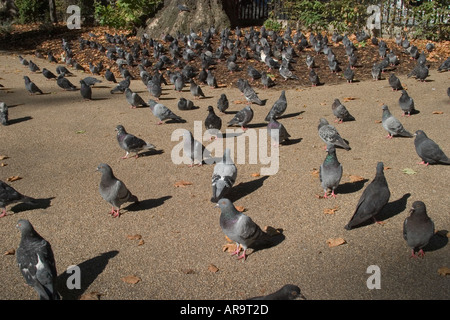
[144,143,156,150]
[399,130,414,138]
[129,194,139,204]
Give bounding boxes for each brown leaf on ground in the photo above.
[138,239,145,246]
[251,172,260,177]
[4,248,15,255]
[323,206,339,215]
[343,97,357,102]
[235,205,245,212]
[181,268,196,274]
[222,243,240,253]
[208,264,219,273]
[311,168,320,178]
[264,226,283,236]
[326,238,347,247]
[0,155,8,160]
[0,163,7,167]
[6,176,22,182]
[127,234,142,240]
[374,120,382,123]
[432,111,444,114]
[174,180,193,187]
[348,175,365,182]
[437,267,450,276]
[121,275,141,284]
[79,292,102,300]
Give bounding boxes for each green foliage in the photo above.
[409,0,450,40]
[263,18,282,32]
[94,0,162,29]
[15,0,49,24]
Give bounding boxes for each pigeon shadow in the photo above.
[222,131,245,138]
[423,230,449,253]
[247,122,269,129]
[8,116,33,125]
[251,231,286,256]
[138,149,164,157]
[228,175,270,202]
[57,250,119,300]
[336,178,369,195]
[11,197,55,213]
[125,195,172,212]
[282,137,303,146]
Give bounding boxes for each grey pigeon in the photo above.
[319,144,343,199]
[96,163,138,217]
[332,99,355,123]
[306,55,315,69]
[248,284,305,300]
[28,60,40,72]
[0,102,9,126]
[403,201,435,258]
[399,90,415,116]
[174,75,185,92]
[216,198,271,261]
[190,79,205,99]
[115,124,155,159]
[79,79,92,100]
[318,118,351,150]
[205,105,222,134]
[371,63,381,81]
[279,64,299,81]
[217,93,229,113]
[247,65,262,82]
[267,117,291,146]
[182,130,208,166]
[414,130,450,165]
[24,76,43,95]
[261,71,275,89]
[206,69,218,88]
[55,65,73,76]
[242,80,264,105]
[211,149,237,202]
[0,180,36,218]
[228,105,254,131]
[437,57,450,72]
[56,74,77,91]
[343,64,354,83]
[177,97,194,110]
[18,55,29,66]
[110,76,130,94]
[82,77,102,86]
[147,80,162,100]
[16,219,60,300]
[264,90,287,121]
[105,68,117,83]
[345,162,390,230]
[381,105,413,138]
[407,63,429,82]
[148,100,184,124]
[125,88,148,108]
[389,73,403,91]
[309,69,320,87]
[42,68,57,80]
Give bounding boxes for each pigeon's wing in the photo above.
[418,139,449,163]
[122,134,147,150]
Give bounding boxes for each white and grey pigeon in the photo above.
[227,105,254,131]
[319,144,343,199]
[115,124,155,159]
[211,149,237,202]
[241,80,264,105]
[267,117,291,146]
[399,90,415,117]
[190,79,205,99]
[248,284,306,300]
[279,64,299,81]
[389,73,403,91]
[0,102,9,126]
[318,118,351,150]
[0,180,37,218]
[381,105,413,138]
[403,201,435,258]
[331,98,355,123]
[414,130,450,166]
[96,163,138,217]
[216,198,272,261]
[24,76,43,95]
[182,130,208,166]
[264,90,287,121]
[125,88,148,108]
[148,99,185,124]
[16,219,60,300]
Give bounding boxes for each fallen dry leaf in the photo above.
[264,226,283,236]
[374,120,382,123]
[127,234,142,240]
[121,275,141,284]
[181,268,196,274]
[0,155,8,160]
[222,243,240,253]
[235,205,245,212]
[234,100,245,104]
[343,97,357,102]
[251,172,260,177]
[432,111,444,114]
[138,239,145,246]
[311,168,320,178]
[208,264,219,273]
[6,176,22,182]
[326,238,347,247]
[323,206,339,215]
[437,266,450,276]
[174,180,193,187]
[4,248,15,255]
[0,163,7,166]
[348,175,365,182]
[225,235,232,243]
[79,291,102,300]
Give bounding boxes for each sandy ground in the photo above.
[0,51,449,301]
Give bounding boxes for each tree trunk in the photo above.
[143,0,231,39]
[49,0,57,23]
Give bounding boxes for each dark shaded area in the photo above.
[11,197,55,213]
[228,175,269,202]
[336,178,369,195]
[125,195,172,212]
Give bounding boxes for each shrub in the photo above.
[15,0,49,24]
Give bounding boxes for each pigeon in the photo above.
[56,74,77,91]
[177,4,190,12]
[0,180,37,218]
[125,88,148,108]
[345,162,390,230]
[343,64,354,83]
[403,201,435,258]
[189,79,205,99]
[205,105,222,134]
[329,59,340,73]
[261,71,275,89]
[371,63,381,81]
[279,64,299,81]
[318,118,351,150]
[217,93,229,113]
[206,69,218,88]
[227,105,254,131]
[320,144,343,199]
[42,68,57,80]
[28,60,40,72]
[241,80,264,105]
[388,73,403,91]
[264,90,287,121]
[399,90,415,116]
[248,284,305,300]
[96,163,138,217]
[55,65,73,76]
[381,105,413,138]
[309,69,320,87]
[89,62,100,75]
[0,102,8,126]
[177,97,194,110]
[110,76,130,94]
[414,130,450,165]
[147,80,162,100]
[267,117,291,146]
[437,57,450,72]
[306,55,315,69]
[425,43,435,52]
[18,55,29,66]
[105,68,117,83]
[16,219,60,300]
[331,99,355,123]
[216,198,271,261]
[79,79,92,100]
[24,76,43,95]
[211,149,237,202]
[227,60,241,73]
[174,75,185,92]
[407,63,429,82]
[182,130,207,166]
[247,65,262,82]
[82,77,102,86]
[148,100,184,124]
[115,125,155,159]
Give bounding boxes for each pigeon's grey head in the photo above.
[207,105,214,112]
[279,284,306,300]
[23,76,30,82]
[16,219,34,234]
[115,125,126,134]
[326,144,336,153]
[382,105,389,111]
[409,201,426,217]
[414,130,427,138]
[214,198,234,210]
[376,162,384,173]
[96,163,113,174]
[318,118,329,128]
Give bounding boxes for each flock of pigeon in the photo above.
[1,23,449,300]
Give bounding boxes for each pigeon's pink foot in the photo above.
[230,245,241,256]
[112,209,120,218]
[331,191,337,198]
[418,161,429,166]
[385,134,393,139]
[417,249,425,258]
[237,250,247,261]
[0,209,6,218]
